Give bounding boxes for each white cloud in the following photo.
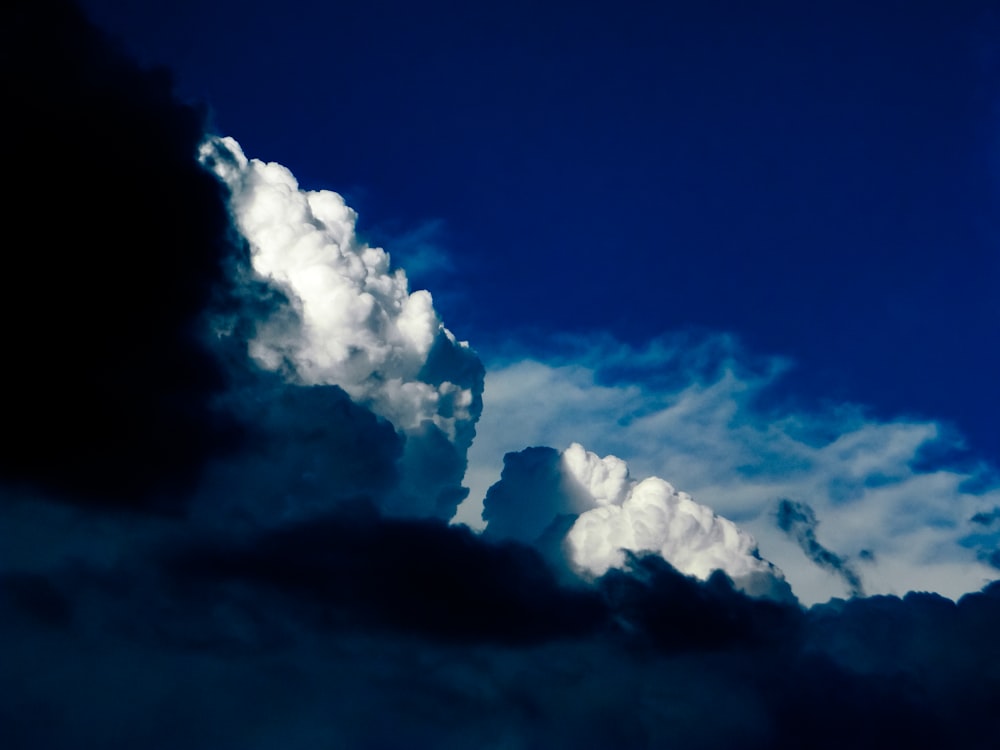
[199,137,483,521]
[460,336,999,604]
[478,437,784,597]
[200,136,481,444]
[563,445,776,582]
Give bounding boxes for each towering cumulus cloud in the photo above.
[199,136,484,520]
[484,442,788,598]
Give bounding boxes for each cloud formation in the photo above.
[199,136,484,521]
[483,441,784,597]
[2,0,239,509]
[462,337,1000,603]
[5,514,1000,749]
[200,137,482,442]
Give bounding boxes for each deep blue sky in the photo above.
[82,0,1000,462]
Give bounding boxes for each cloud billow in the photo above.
[199,135,484,521]
[484,442,790,600]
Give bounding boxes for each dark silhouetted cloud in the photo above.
[2,0,240,509]
[4,520,1000,749]
[971,507,1000,526]
[776,499,865,597]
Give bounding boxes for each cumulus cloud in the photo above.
[199,136,481,444]
[462,336,1000,603]
[568,474,772,582]
[483,442,785,598]
[199,136,484,521]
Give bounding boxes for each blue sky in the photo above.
[84,0,999,459]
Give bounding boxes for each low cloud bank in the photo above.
[4,508,999,748]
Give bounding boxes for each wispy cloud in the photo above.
[371,218,455,279]
[461,336,999,603]
[776,499,864,597]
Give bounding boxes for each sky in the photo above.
[3,1,1000,747]
[81,0,1000,451]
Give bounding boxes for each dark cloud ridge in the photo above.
[3,0,242,508]
[4,516,1000,748]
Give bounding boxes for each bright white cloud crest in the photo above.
[198,136,483,521]
[561,442,630,507]
[480,440,781,594]
[200,136,479,445]
[562,444,775,582]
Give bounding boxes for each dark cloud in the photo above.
[4,520,1000,749]
[776,499,865,597]
[971,507,1000,526]
[167,507,607,645]
[482,446,582,544]
[193,376,404,528]
[982,549,1000,570]
[2,0,240,508]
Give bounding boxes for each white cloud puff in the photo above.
[562,445,773,582]
[199,136,483,520]
[481,439,780,593]
[199,136,481,445]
